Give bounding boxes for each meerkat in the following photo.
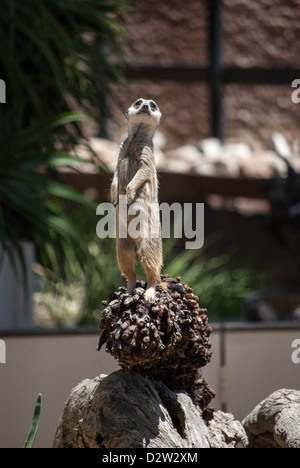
[111,98,163,302]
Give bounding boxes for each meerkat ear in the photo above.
[125,110,129,119]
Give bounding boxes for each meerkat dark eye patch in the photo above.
[134,99,143,108]
[150,101,157,109]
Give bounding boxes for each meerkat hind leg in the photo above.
[142,260,161,302]
[117,242,137,294]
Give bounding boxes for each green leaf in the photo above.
[24,393,42,448]
[7,112,90,154]
[0,0,130,287]
[43,181,97,210]
[14,152,96,170]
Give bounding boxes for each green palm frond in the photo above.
[0,112,98,284]
[0,0,130,134]
[0,0,131,290]
[24,393,42,448]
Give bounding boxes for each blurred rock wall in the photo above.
[107,0,300,148]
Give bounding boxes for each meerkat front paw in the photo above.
[126,186,135,205]
[144,287,156,302]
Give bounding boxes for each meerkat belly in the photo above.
[127,182,151,240]
[118,158,137,194]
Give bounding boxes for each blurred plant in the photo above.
[34,237,122,327]
[163,234,266,321]
[0,112,97,286]
[24,393,42,448]
[0,0,130,136]
[34,231,266,326]
[0,0,130,286]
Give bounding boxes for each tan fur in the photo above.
[111,98,162,302]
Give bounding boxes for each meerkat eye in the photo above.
[134,99,142,108]
[150,101,157,110]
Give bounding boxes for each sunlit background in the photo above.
[0,1,299,328]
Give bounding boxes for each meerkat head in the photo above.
[125,98,161,130]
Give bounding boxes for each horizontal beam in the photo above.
[118,63,300,85]
[118,64,210,82]
[61,171,268,202]
[223,67,300,85]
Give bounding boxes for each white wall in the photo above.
[0,332,119,448]
[0,325,300,448]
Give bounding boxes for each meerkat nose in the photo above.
[142,104,148,109]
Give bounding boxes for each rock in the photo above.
[240,150,287,178]
[194,162,217,177]
[213,159,238,178]
[208,411,248,448]
[222,142,252,163]
[153,148,167,171]
[70,133,299,180]
[153,130,167,151]
[221,142,252,178]
[164,145,202,173]
[165,144,202,164]
[74,137,119,173]
[198,139,253,178]
[198,137,222,164]
[53,370,247,449]
[269,132,292,161]
[242,388,300,448]
[162,157,193,174]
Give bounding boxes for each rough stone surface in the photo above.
[78,132,300,185]
[122,0,209,65]
[223,0,300,144]
[224,84,300,149]
[105,0,300,147]
[107,81,211,150]
[224,0,300,67]
[208,411,248,449]
[242,388,300,448]
[53,370,247,449]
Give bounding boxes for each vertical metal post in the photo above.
[219,324,228,412]
[209,0,223,141]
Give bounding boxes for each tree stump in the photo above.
[53,370,247,448]
[243,389,300,448]
[53,276,248,448]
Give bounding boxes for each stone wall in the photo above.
[107,0,300,148]
[223,0,300,67]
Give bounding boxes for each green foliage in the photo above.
[0,0,129,134]
[0,0,130,285]
[34,231,266,326]
[34,237,122,327]
[0,112,98,285]
[24,393,42,448]
[163,235,266,321]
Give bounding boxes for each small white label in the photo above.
[0,340,6,364]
